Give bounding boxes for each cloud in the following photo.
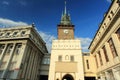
[2,1,9,5]
[106,0,112,3]
[38,31,92,53]
[38,31,56,53]
[0,18,28,27]
[76,37,92,52]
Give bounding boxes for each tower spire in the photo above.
[64,1,67,14]
[60,0,72,25]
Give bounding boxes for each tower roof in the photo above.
[60,1,72,25]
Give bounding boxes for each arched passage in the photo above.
[62,74,74,80]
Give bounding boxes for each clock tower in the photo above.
[48,1,84,80]
[58,1,74,39]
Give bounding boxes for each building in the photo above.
[0,25,48,80]
[48,2,84,80]
[83,52,97,80]
[40,53,50,80]
[89,0,120,80]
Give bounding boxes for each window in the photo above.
[86,60,90,69]
[65,55,69,60]
[116,28,120,40]
[95,55,98,68]
[58,55,62,61]
[15,44,22,54]
[0,62,6,69]
[108,39,118,58]
[42,58,50,64]
[111,11,114,16]
[98,51,103,65]
[0,33,3,36]
[6,44,13,54]
[13,32,18,36]
[102,46,109,62]
[21,31,26,36]
[0,44,5,54]
[6,32,10,37]
[70,55,74,61]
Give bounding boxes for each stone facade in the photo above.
[89,0,120,80]
[0,25,48,80]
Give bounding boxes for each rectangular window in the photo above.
[98,51,103,65]
[0,44,5,54]
[58,55,62,61]
[108,38,118,58]
[116,28,120,40]
[95,55,98,68]
[102,46,109,62]
[70,55,74,61]
[6,44,13,54]
[86,60,90,69]
[15,44,22,54]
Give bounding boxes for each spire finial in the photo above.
[64,0,67,14]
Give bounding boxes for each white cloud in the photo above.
[76,37,92,52]
[106,0,112,3]
[0,18,28,27]
[2,1,9,5]
[38,31,56,53]
[38,31,92,53]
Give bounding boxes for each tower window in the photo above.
[70,55,74,61]
[58,55,62,61]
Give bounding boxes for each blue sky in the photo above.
[0,0,111,52]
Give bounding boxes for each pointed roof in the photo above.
[60,1,72,25]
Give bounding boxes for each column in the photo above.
[100,49,106,65]
[1,43,16,78]
[111,33,120,59]
[96,53,101,68]
[104,42,113,62]
[105,71,110,80]
[100,73,106,80]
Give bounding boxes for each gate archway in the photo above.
[62,74,74,80]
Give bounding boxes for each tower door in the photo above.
[62,74,74,80]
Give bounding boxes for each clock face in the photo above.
[63,29,69,34]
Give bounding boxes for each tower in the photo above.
[48,1,84,80]
[58,1,74,40]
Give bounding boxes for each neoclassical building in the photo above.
[0,25,48,80]
[89,0,120,80]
